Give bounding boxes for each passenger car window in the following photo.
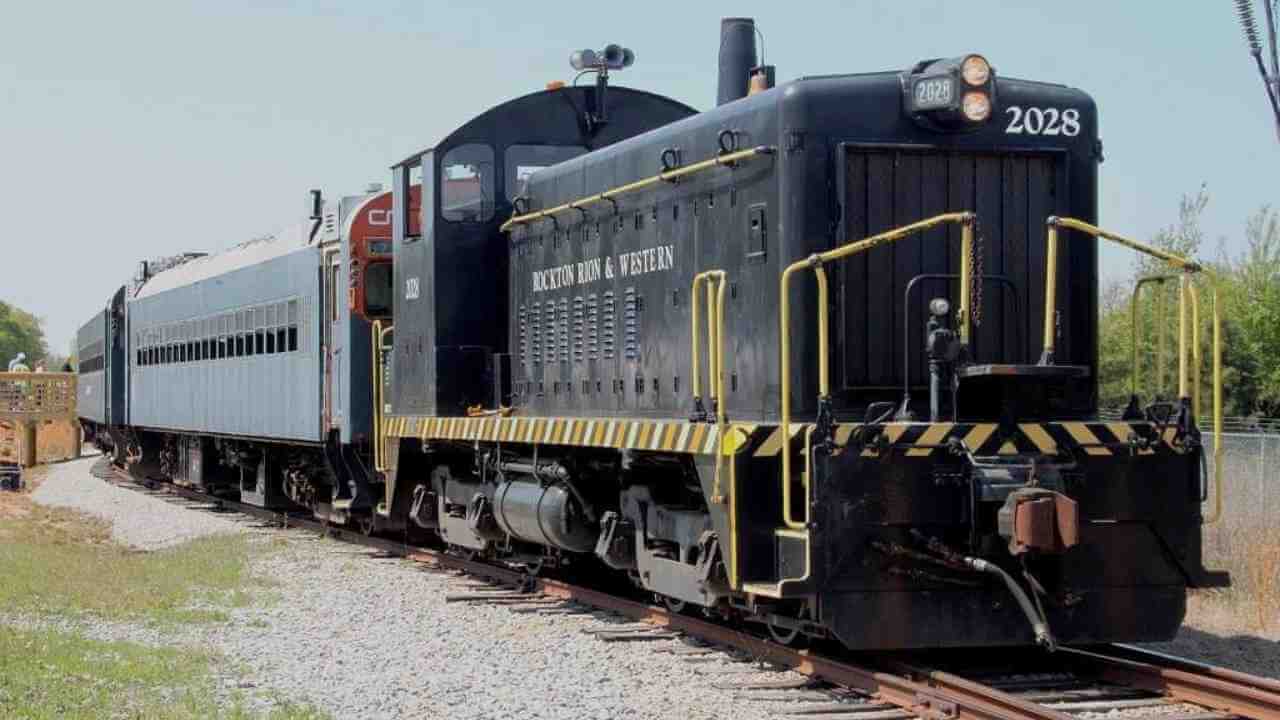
[441,143,494,222]
[505,144,587,200]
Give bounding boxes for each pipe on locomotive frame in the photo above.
[778,212,976,531]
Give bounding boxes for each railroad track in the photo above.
[97,457,1280,720]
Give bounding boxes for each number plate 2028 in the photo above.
[912,77,954,110]
[1004,106,1081,137]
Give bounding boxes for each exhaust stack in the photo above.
[716,17,757,106]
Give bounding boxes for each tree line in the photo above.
[0,301,52,371]
[1097,188,1280,419]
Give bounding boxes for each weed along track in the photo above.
[105,458,1280,720]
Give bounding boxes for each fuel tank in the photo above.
[492,479,597,553]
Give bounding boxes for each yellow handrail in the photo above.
[499,146,776,233]
[1042,216,1223,525]
[372,320,394,472]
[779,212,977,530]
[1129,276,1174,399]
[690,270,730,502]
[690,271,727,412]
[1043,216,1201,364]
[1207,285,1223,523]
[1189,283,1201,421]
[1178,274,1190,401]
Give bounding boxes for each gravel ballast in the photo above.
[25,457,808,719]
[32,457,247,549]
[22,457,1280,717]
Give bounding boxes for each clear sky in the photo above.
[2,1,1275,354]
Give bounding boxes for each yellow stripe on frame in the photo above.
[962,423,996,452]
[1019,424,1058,454]
[1105,422,1134,446]
[702,425,720,454]
[905,423,953,457]
[1061,422,1111,456]
[676,423,693,451]
[883,424,909,444]
[691,424,709,453]
[753,427,786,457]
[833,423,860,447]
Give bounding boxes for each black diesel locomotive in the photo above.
[85,17,1226,651]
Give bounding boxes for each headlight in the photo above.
[962,92,991,122]
[929,297,951,317]
[904,54,997,129]
[961,54,990,86]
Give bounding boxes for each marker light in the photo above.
[929,297,951,318]
[962,92,991,122]
[961,54,991,86]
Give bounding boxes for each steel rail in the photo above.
[104,462,1280,720]
[1063,646,1280,720]
[105,462,1033,720]
[488,571,1077,720]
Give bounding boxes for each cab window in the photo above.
[505,144,587,200]
[364,262,393,317]
[441,143,495,222]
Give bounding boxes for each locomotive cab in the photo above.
[376,84,697,535]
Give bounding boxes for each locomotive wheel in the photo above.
[766,606,811,648]
[448,545,479,563]
[766,619,802,646]
[659,594,687,614]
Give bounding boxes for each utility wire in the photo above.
[1235,0,1280,141]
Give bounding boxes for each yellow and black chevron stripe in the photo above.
[383,415,756,455]
[382,415,1179,458]
[752,420,1180,458]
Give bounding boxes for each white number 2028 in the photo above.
[1005,106,1080,137]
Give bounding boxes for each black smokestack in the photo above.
[717,17,757,106]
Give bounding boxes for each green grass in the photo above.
[0,506,327,718]
[0,625,327,719]
[0,505,263,625]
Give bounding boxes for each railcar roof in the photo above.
[131,220,312,301]
[391,85,698,168]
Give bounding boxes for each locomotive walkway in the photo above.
[0,371,78,466]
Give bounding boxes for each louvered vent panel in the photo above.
[572,296,585,362]
[602,291,616,360]
[558,297,569,363]
[623,287,639,360]
[543,300,556,364]
[586,294,599,361]
[518,304,528,367]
